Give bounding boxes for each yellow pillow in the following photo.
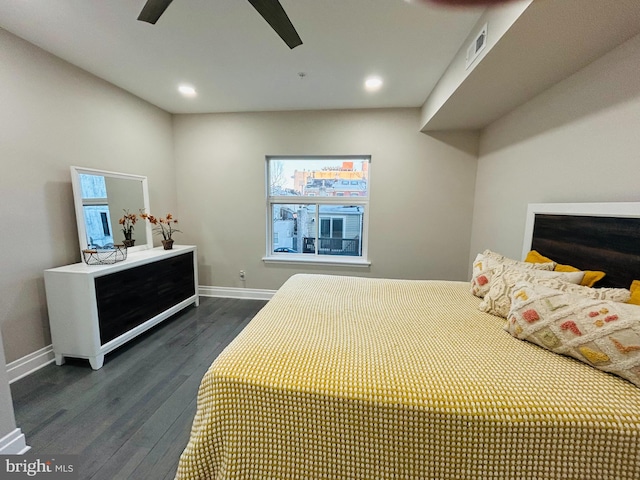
[628,280,640,305]
[525,250,606,287]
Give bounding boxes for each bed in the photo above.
[175,203,640,480]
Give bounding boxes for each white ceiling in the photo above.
[0,0,484,114]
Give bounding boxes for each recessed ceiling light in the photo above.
[178,84,197,97]
[364,76,383,92]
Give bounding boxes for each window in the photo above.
[79,174,114,248]
[100,212,111,236]
[266,156,370,264]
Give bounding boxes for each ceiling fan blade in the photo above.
[246,0,303,49]
[138,0,174,24]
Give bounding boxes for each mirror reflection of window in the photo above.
[79,174,114,248]
[71,167,152,255]
[82,206,114,248]
[79,174,107,199]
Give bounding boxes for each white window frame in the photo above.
[264,155,371,266]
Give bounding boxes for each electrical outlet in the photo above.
[239,270,246,280]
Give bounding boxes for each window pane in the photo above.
[83,205,114,248]
[100,212,111,236]
[317,205,363,257]
[332,218,344,238]
[320,218,330,238]
[79,174,107,199]
[272,204,316,254]
[269,158,368,197]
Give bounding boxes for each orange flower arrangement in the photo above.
[140,211,181,241]
[118,210,138,239]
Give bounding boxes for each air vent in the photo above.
[465,23,488,70]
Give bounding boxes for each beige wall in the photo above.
[470,32,640,263]
[174,109,479,290]
[0,28,175,363]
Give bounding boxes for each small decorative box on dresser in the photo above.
[44,245,198,369]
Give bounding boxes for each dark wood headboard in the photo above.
[522,203,640,289]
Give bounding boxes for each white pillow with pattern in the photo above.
[506,281,640,388]
[477,264,622,318]
[470,250,555,298]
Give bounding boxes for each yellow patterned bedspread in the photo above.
[176,274,640,480]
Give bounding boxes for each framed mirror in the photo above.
[70,166,153,256]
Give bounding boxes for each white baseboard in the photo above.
[199,285,276,301]
[0,428,30,454]
[6,345,55,384]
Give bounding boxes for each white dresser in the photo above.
[44,245,198,369]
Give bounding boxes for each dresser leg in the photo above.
[89,355,104,370]
[54,353,65,366]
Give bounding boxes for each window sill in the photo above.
[262,255,371,267]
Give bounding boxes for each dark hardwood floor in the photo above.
[10,296,267,480]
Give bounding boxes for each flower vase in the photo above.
[162,239,174,250]
[123,231,135,247]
